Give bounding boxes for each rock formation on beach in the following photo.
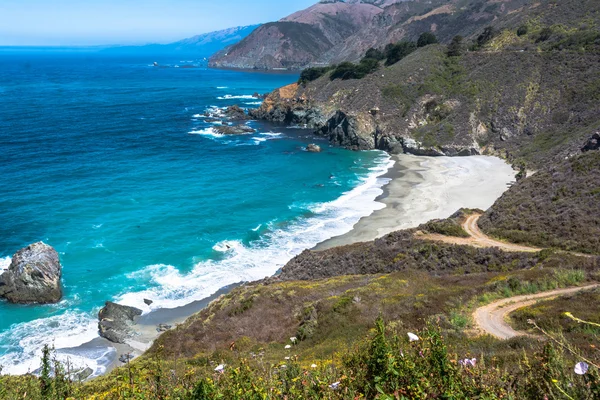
[0,242,63,304]
[98,301,143,344]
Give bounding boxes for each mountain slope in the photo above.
[208,1,384,69]
[104,25,259,56]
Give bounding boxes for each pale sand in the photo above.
[73,154,515,378]
[316,154,516,250]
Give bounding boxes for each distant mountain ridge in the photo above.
[209,1,387,69]
[210,0,599,70]
[104,25,260,56]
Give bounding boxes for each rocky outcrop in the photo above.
[214,125,256,135]
[98,301,143,344]
[224,105,250,121]
[582,132,600,152]
[306,144,322,153]
[0,242,62,304]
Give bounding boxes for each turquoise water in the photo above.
[0,52,391,375]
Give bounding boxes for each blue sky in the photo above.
[0,0,317,46]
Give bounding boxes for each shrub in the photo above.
[447,35,464,57]
[476,26,496,48]
[298,66,333,85]
[364,47,385,60]
[417,32,438,48]
[330,58,380,81]
[384,40,417,65]
[536,27,553,43]
[517,25,528,36]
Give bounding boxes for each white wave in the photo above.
[0,256,11,272]
[216,86,228,89]
[260,132,282,137]
[92,224,103,229]
[244,101,263,106]
[192,114,206,118]
[212,240,245,253]
[252,224,262,232]
[217,95,256,100]
[116,152,394,311]
[188,127,224,138]
[0,311,100,376]
[252,137,267,144]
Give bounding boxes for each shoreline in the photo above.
[316,154,516,250]
[41,153,516,379]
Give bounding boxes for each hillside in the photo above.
[209,1,383,69]
[103,25,259,56]
[250,20,600,167]
[210,0,600,69]
[479,150,600,254]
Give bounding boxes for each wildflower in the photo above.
[285,344,292,349]
[574,361,589,375]
[459,358,477,367]
[290,337,298,343]
[311,363,317,368]
[214,364,225,373]
[284,357,290,360]
[407,332,419,342]
[329,381,340,390]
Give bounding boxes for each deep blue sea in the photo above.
[0,51,391,375]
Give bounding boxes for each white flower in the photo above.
[284,357,290,360]
[329,382,340,390]
[575,362,589,375]
[285,344,292,349]
[290,337,298,343]
[214,364,225,373]
[407,332,419,342]
[311,363,317,368]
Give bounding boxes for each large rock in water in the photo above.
[0,242,62,304]
[98,301,143,344]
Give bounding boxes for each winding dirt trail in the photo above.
[472,284,600,339]
[415,213,542,252]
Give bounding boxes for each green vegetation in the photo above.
[298,66,334,85]
[447,35,464,57]
[480,151,600,254]
[384,41,417,66]
[330,58,380,81]
[420,219,469,238]
[417,32,438,48]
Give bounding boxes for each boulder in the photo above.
[143,298,153,306]
[156,323,172,332]
[214,125,256,135]
[224,105,250,120]
[0,242,62,304]
[98,301,142,344]
[306,144,322,153]
[582,132,600,152]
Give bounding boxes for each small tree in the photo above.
[517,25,528,36]
[447,35,464,57]
[385,41,417,65]
[364,47,385,60]
[417,32,438,48]
[476,26,495,47]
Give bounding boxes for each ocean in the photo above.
[0,51,392,376]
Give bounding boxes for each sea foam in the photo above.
[116,152,394,311]
[0,256,11,272]
[217,95,256,100]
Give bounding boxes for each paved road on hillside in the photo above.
[472,285,600,339]
[415,213,542,252]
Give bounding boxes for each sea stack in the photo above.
[307,144,322,153]
[0,242,63,304]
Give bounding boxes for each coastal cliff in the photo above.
[250,44,600,167]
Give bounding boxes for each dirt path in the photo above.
[415,213,542,253]
[472,284,600,339]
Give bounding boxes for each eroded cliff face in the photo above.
[249,45,600,166]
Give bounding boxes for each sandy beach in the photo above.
[316,154,516,250]
[71,154,516,377]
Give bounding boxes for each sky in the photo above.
[0,0,318,46]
